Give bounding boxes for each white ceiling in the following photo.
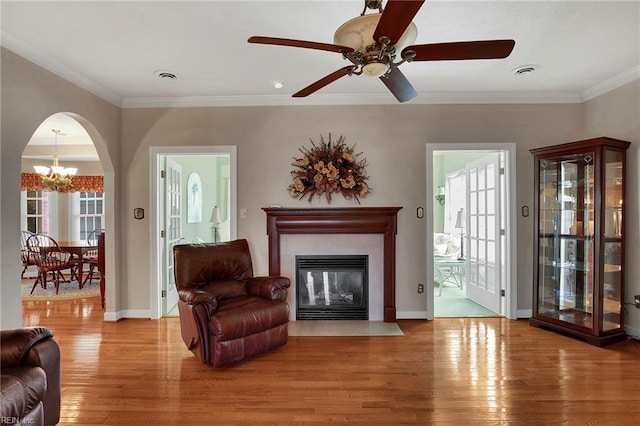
[3,0,640,157]
[3,0,639,107]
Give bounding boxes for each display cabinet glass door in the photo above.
[602,149,624,331]
[537,152,594,328]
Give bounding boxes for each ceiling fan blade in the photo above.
[380,67,417,103]
[405,40,516,61]
[248,36,354,54]
[373,0,425,45]
[292,66,355,98]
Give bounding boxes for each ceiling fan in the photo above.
[248,0,515,102]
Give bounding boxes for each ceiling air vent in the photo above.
[154,70,178,80]
[512,64,539,76]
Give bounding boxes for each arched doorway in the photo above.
[20,112,115,316]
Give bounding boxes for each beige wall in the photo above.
[2,47,638,333]
[1,47,121,328]
[583,81,640,331]
[121,103,584,316]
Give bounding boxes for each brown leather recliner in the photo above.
[0,327,61,426]
[173,239,290,367]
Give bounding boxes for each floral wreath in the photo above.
[288,133,371,204]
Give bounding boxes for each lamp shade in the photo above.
[333,13,418,63]
[210,206,222,224]
[455,208,465,229]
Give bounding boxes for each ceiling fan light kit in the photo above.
[248,0,515,102]
[334,13,418,78]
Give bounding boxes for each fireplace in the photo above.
[296,255,368,320]
[263,207,402,322]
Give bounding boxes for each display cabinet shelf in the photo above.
[530,137,630,346]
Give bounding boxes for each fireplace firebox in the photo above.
[296,255,368,320]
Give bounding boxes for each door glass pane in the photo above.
[603,242,622,331]
[478,239,486,260]
[487,241,495,263]
[479,190,486,213]
[537,153,595,329]
[478,215,485,239]
[487,216,495,240]
[486,164,495,188]
[604,150,623,238]
[487,189,495,214]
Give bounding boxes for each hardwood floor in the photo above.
[22,297,640,425]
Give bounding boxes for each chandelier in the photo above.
[33,129,77,191]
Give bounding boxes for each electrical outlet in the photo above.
[634,294,640,309]
[417,283,424,294]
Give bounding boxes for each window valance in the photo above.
[21,173,104,193]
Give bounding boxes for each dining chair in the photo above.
[81,229,104,286]
[26,234,80,295]
[20,230,38,278]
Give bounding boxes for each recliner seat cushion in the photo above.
[210,296,289,341]
[1,366,47,420]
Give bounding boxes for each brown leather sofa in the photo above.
[173,239,290,367]
[1,327,61,426]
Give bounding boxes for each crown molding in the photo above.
[581,66,640,101]
[121,91,585,109]
[1,31,122,107]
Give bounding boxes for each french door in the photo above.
[466,154,501,313]
[163,157,181,314]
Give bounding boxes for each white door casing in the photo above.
[425,143,517,321]
[149,146,237,320]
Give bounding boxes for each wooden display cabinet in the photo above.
[530,137,630,346]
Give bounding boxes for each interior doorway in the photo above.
[19,112,114,317]
[426,143,518,320]
[149,146,237,319]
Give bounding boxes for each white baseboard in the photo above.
[396,311,429,320]
[103,309,152,321]
[396,310,533,320]
[517,309,532,319]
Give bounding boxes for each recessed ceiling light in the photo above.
[154,70,178,80]
[512,64,539,76]
[271,80,285,89]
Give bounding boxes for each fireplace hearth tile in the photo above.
[288,320,404,336]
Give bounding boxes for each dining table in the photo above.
[57,240,97,285]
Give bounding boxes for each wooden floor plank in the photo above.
[21,297,640,425]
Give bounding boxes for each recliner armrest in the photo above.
[247,276,290,300]
[179,289,218,314]
[0,327,54,367]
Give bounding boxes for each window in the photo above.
[77,192,104,240]
[23,190,48,233]
[444,170,466,235]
